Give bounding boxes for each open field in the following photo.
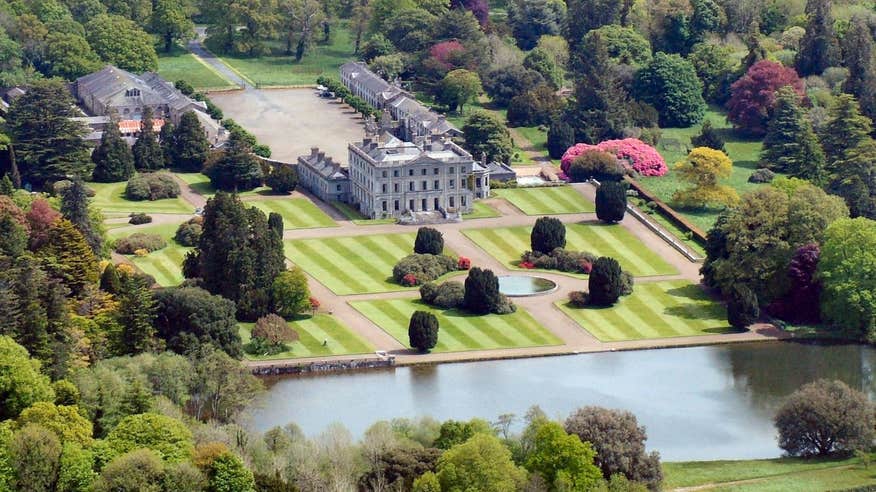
[663,455,876,491]
[557,280,731,342]
[494,186,595,215]
[640,107,766,231]
[219,25,354,87]
[350,298,562,352]
[463,223,677,277]
[157,47,235,89]
[239,314,373,360]
[248,198,337,230]
[107,222,190,287]
[332,201,396,225]
[285,233,457,295]
[464,201,501,219]
[89,181,194,215]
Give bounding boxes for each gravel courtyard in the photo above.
[209,88,365,163]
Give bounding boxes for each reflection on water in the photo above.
[245,342,874,461]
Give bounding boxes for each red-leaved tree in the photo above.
[428,41,466,72]
[768,243,822,323]
[25,198,60,250]
[727,60,805,136]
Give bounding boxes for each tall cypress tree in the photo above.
[827,138,876,219]
[132,107,165,170]
[795,0,840,76]
[116,274,157,354]
[760,87,826,183]
[820,93,873,167]
[91,115,135,182]
[159,119,175,168]
[60,178,103,256]
[842,17,876,123]
[172,111,210,172]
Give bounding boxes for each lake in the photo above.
[244,341,875,461]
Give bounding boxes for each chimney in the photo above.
[325,156,332,165]
[363,137,372,147]
[317,151,325,161]
[310,147,319,158]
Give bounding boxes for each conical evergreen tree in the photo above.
[35,219,99,296]
[203,131,263,191]
[0,174,13,195]
[91,115,135,182]
[547,119,575,159]
[132,107,165,170]
[116,274,157,354]
[159,119,175,168]
[691,119,726,152]
[795,0,840,76]
[820,93,873,167]
[843,17,876,123]
[740,21,768,73]
[60,178,103,256]
[828,138,876,219]
[172,111,210,172]
[99,263,121,294]
[760,86,826,183]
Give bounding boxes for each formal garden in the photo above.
[493,186,595,215]
[248,198,337,230]
[107,222,193,287]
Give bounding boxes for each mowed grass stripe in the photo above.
[583,225,655,277]
[557,280,732,342]
[495,187,595,215]
[285,233,444,295]
[109,223,190,286]
[286,239,371,294]
[248,198,337,229]
[351,298,561,353]
[239,314,373,360]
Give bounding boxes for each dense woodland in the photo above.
[2,0,876,489]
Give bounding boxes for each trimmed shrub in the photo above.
[174,217,203,247]
[457,256,471,270]
[414,227,444,255]
[595,181,627,223]
[547,119,575,159]
[620,271,634,296]
[125,173,181,201]
[409,310,439,352]
[748,168,776,183]
[128,212,152,225]
[588,257,623,306]
[249,313,298,355]
[568,151,624,183]
[568,291,589,307]
[393,254,456,285]
[522,248,596,274]
[114,233,167,254]
[531,216,566,254]
[464,267,506,315]
[421,281,465,309]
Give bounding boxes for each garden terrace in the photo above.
[557,280,731,342]
[463,223,677,278]
[494,187,595,215]
[284,233,458,295]
[239,314,373,360]
[248,198,337,230]
[350,298,561,353]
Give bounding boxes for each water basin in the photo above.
[516,175,548,186]
[497,275,557,297]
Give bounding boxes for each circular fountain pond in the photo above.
[497,275,558,297]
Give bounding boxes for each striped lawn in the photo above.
[351,298,562,352]
[464,201,501,219]
[285,233,458,295]
[108,223,191,286]
[557,280,732,341]
[248,198,337,229]
[463,223,677,277]
[495,187,595,215]
[239,314,373,360]
[89,181,194,215]
[174,172,271,198]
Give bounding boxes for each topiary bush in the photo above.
[174,217,203,247]
[114,233,167,254]
[125,173,181,201]
[393,254,456,285]
[414,227,444,255]
[522,248,597,274]
[595,181,627,223]
[420,281,465,309]
[568,291,589,307]
[588,257,623,306]
[463,267,513,315]
[128,212,152,225]
[408,310,439,352]
[531,216,566,254]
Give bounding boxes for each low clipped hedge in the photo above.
[521,248,597,273]
[174,217,203,247]
[114,233,167,254]
[392,254,456,286]
[420,281,465,309]
[125,173,181,201]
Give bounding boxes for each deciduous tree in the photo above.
[271,267,311,318]
[438,69,481,112]
[727,60,805,136]
[673,147,739,208]
[0,336,55,420]
[525,420,602,491]
[634,52,706,127]
[86,14,158,72]
[462,111,513,164]
[435,433,527,492]
[150,0,194,53]
[154,286,242,358]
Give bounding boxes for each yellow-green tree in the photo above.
[672,147,739,208]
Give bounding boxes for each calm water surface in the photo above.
[245,342,876,461]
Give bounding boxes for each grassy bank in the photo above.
[157,47,236,90]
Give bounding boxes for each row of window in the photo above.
[380,195,468,212]
[378,179,456,193]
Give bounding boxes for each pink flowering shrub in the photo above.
[457,256,471,270]
[428,41,466,72]
[561,139,668,177]
[402,273,418,286]
[579,261,592,274]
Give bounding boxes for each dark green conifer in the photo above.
[760,87,826,183]
[132,107,165,170]
[91,115,135,182]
